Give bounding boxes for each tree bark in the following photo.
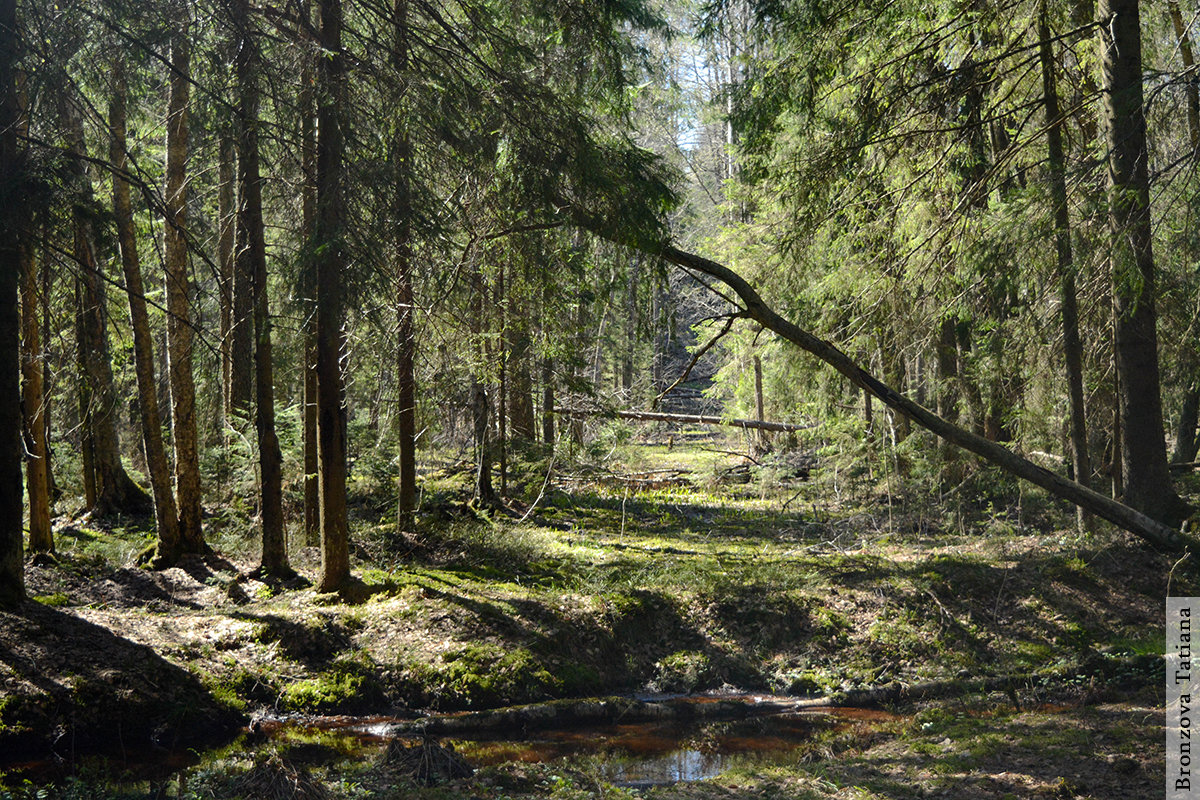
[393,0,418,535]
[299,0,320,548]
[497,260,508,494]
[111,62,180,565]
[473,379,496,504]
[17,69,50,558]
[541,275,555,447]
[233,0,289,578]
[1168,0,1200,466]
[40,232,57,505]
[542,354,555,446]
[472,263,496,505]
[935,318,960,478]
[217,130,236,428]
[1169,0,1200,153]
[0,0,23,608]
[75,278,95,510]
[164,25,206,552]
[1098,0,1190,524]
[753,353,770,454]
[1175,383,1200,465]
[509,313,536,440]
[304,331,319,546]
[641,243,1199,553]
[65,94,151,518]
[228,85,254,420]
[21,223,51,557]
[316,0,351,592]
[1040,2,1093,531]
[622,257,638,395]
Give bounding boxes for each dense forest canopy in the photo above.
[1,0,1199,608]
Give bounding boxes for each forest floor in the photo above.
[0,430,1196,799]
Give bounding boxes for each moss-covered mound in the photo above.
[0,601,245,758]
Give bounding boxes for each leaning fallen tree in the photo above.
[555,407,813,433]
[642,244,1198,554]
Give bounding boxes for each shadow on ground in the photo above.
[0,601,245,760]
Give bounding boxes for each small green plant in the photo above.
[652,650,713,693]
[401,644,565,708]
[278,659,384,714]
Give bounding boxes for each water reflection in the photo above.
[1,701,893,791]
[451,714,830,785]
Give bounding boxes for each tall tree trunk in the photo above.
[497,259,508,495]
[510,251,535,442]
[0,0,24,609]
[304,332,319,545]
[393,0,418,535]
[1169,0,1200,148]
[228,85,254,420]
[753,353,770,455]
[863,386,874,435]
[542,354,555,446]
[936,318,960,480]
[473,380,496,504]
[541,272,555,446]
[316,0,351,592]
[1099,0,1190,524]
[1169,0,1200,465]
[1040,2,1093,531]
[881,346,909,442]
[21,223,51,557]
[164,25,206,551]
[18,70,50,558]
[217,130,236,428]
[75,278,95,510]
[111,62,180,565]
[40,232,57,504]
[300,0,320,547]
[65,94,151,518]
[473,263,496,505]
[509,327,535,440]
[622,257,638,395]
[1175,383,1200,464]
[233,0,289,578]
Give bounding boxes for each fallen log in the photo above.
[304,652,1157,739]
[555,407,813,434]
[644,244,1199,554]
[557,469,694,490]
[361,695,816,738]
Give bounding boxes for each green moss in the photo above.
[553,662,602,695]
[206,683,249,714]
[777,669,838,696]
[1042,554,1098,588]
[278,660,384,713]
[0,693,34,736]
[814,607,850,636]
[32,592,71,607]
[402,644,568,709]
[280,670,362,711]
[652,650,713,693]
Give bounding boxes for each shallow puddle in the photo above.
[250,697,895,786]
[1,696,898,790]
[444,713,830,784]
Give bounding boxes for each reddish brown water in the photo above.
[446,713,833,784]
[0,696,902,789]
